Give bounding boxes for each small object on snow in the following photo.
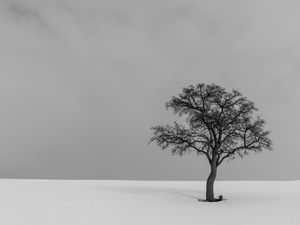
[215,195,223,202]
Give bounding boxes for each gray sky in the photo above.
[0,0,299,180]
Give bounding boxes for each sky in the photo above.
[0,0,299,180]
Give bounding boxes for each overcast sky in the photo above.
[0,0,299,180]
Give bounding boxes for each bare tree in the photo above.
[149,83,272,202]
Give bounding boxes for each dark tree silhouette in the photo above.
[149,83,272,202]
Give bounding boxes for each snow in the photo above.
[0,180,299,225]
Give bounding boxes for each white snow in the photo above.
[0,180,299,225]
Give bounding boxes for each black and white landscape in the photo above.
[0,0,299,224]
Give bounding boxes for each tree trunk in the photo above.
[206,157,217,202]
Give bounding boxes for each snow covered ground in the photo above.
[0,180,299,225]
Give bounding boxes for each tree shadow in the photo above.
[95,185,204,200]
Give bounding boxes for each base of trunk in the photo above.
[199,195,223,202]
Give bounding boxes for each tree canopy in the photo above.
[150,83,272,167]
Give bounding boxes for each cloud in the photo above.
[0,0,299,179]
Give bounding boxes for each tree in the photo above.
[149,83,272,202]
